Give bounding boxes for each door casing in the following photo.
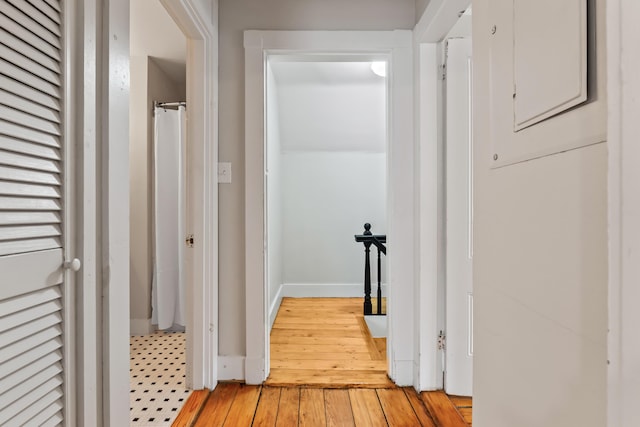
[244,30,415,386]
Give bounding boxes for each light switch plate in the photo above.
[218,162,232,184]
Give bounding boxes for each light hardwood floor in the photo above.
[173,383,471,426]
[266,297,391,388]
[172,297,472,426]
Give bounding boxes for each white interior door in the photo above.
[0,0,75,424]
[445,37,473,396]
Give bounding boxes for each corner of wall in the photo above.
[269,284,283,329]
[130,318,155,336]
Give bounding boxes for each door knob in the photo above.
[64,258,82,272]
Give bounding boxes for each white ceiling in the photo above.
[130,0,187,85]
[269,61,387,153]
[270,61,385,86]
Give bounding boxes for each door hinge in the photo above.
[186,234,194,248]
[438,331,446,350]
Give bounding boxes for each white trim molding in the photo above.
[607,0,640,425]
[269,285,284,330]
[280,283,389,299]
[161,0,219,390]
[244,30,415,386]
[101,0,131,425]
[218,356,246,382]
[412,0,471,391]
[414,0,471,44]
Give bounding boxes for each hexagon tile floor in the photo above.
[130,331,192,426]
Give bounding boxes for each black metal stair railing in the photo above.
[354,223,386,316]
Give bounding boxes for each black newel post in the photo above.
[363,223,373,315]
[377,245,382,315]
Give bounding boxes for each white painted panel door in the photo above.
[445,37,473,397]
[0,0,74,424]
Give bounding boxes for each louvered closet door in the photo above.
[0,0,72,425]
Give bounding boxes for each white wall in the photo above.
[273,62,387,289]
[129,57,185,333]
[282,152,386,285]
[275,65,386,153]
[218,0,415,358]
[472,1,607,426]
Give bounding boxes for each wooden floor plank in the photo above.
[402,388,437,427]
[267,369,393,388]
[171,389,210,427]
[222,384,261,426]
[448,395,472,407]
[193,383,239,427]
[421,390,469,427]
[457,407,473,426]
[274,317,357,325]
[348,389,387,427]
[272,323,361,331]
[275,387,300,426]
[252,387,281,427]
[271,335,369,345]
[270,351,371,360]
[376,388,421,426]
[449,395,473,425]
[271,345,372,354]
[324,389,355,427]
[270,359,386,371]
[271,328,366,338]
[299,388,326,427]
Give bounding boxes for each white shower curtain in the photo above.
[151,105,186,330]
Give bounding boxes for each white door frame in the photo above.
[161,0,220,391]
[244,30,415,385]
[99,0,218,422]
[606,0,640,425]
[75,0,100,424]
[444,37,474,396]
[100,1,131,424]
[412,0,471,391]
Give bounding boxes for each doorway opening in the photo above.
[128,2,191,425]
[244,29,414,387]
[263,57,390,386]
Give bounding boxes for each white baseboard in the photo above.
[130,318,154,336]
[269,284,284,330]
[218,356,246,381]
[245,357,266,385]
[280,283,388,298]
[393,359,415,387]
